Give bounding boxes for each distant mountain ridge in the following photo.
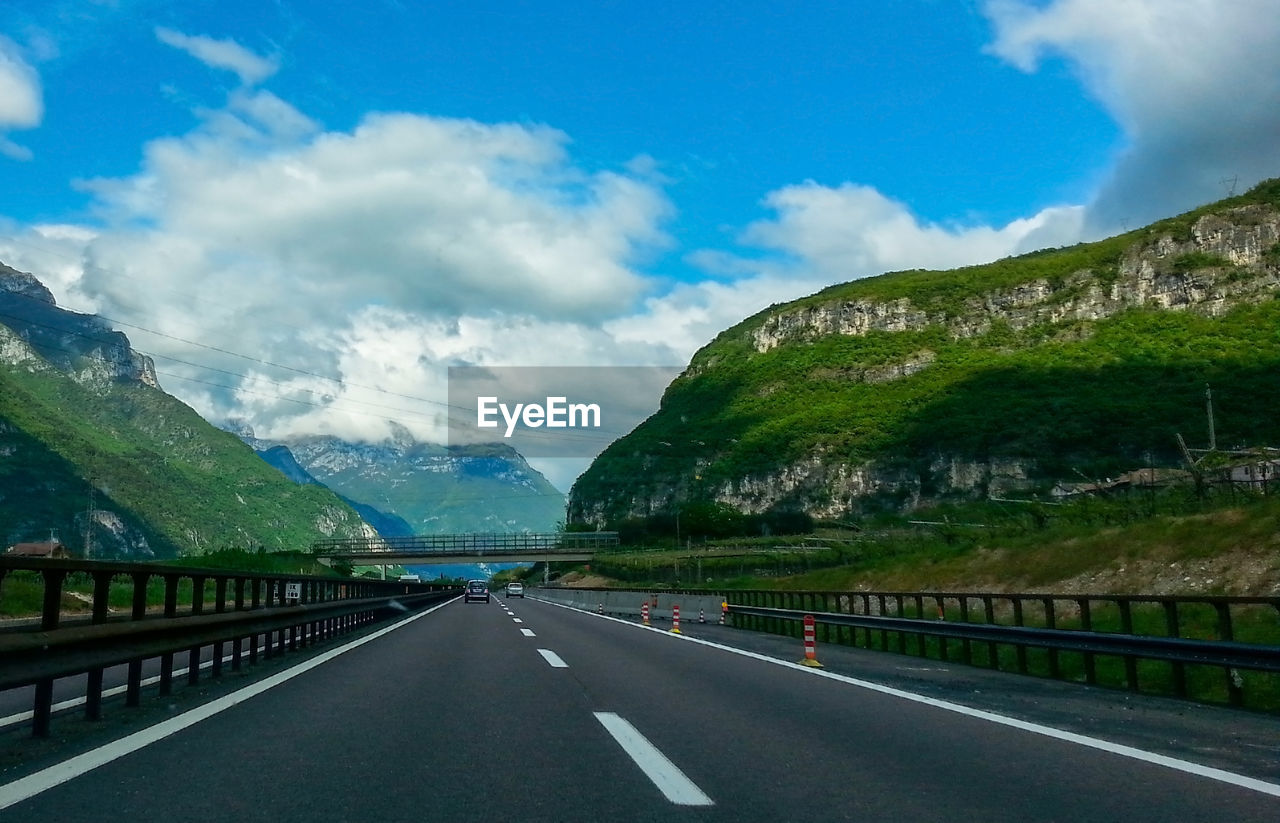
[236,423,565,536]
[0,262,374,557]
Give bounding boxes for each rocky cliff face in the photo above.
[750,207,1280,353]
[0,262,158,388]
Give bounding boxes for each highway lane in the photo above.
[518,597,1280,821]
[2,594,1279,821]
[0,596,684,821]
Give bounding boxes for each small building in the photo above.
[4,540,71,559]
[1227,459,1280,485]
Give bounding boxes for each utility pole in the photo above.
[85,482,95,559]
[1205,384,1217,452]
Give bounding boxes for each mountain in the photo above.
[241,425,565,535]
[568,179,1280,528]
[0,263,375,558]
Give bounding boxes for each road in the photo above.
[2,595,1279,821]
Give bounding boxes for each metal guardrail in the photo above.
[728,605,1280,672]
[725,589,1280,709]
[0,557,460,736]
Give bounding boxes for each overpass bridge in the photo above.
[311,531,619,567]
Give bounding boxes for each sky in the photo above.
[1,0,1279,492]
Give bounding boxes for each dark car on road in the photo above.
[464,579,490,603]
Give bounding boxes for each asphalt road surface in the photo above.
[1,595,1278,822]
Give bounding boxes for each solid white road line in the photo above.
[539,599,1280,800]
[536,649,568,668]
[0,598,457,812]
[593,712,713,807]
[520,628,536,637]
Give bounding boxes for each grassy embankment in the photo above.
[578,488,1280,594]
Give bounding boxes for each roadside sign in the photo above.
[284,582,302,604]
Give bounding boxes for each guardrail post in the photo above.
[188,575,205,686]
[934,596,948,661]
[1164,601,1187,698]
[959,597,972,665]
[126,572,148,707]
[1043,598,1060,679]
[860,594,872,648]
[86,570,112,721]
[983,596,997,668]
[877,595,889,651]
[232,578,246,671]
[211,576,227,678]
[1013,598,1028,674]
[1215,602,1244,707]
[40,568,65,629]
[895,594,906,652]
[914,595,926,656]
[159,574,179,695]
[1118,599,1139,690]
[32,568,68,736]
[1078,598,1096,685]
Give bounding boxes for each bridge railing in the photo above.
[311,531,619,555]
[0,557,459,737]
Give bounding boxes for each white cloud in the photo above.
[984,0,1280,231]
[743,182,1085,277]
[0,36,42,160]
[155,27,279,86]
[692,182,1085,296]
[7,90,679,458]
[72,100,670,327]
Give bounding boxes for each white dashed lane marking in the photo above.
[537,649,568,668]
[593,712,713,806]
[520,628,536,637]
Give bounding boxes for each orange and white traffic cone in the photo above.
[670,604,682,634]
[597,603,603,614]
[699,608,706,624]
[720,601,727,625]
[798,614,823,668]
[641,602,650,626]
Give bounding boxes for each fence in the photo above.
[726,590,1280,711]
[0,557,459,736]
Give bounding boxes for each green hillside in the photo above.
[0,335,371,558]
[570,180,1280,527]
